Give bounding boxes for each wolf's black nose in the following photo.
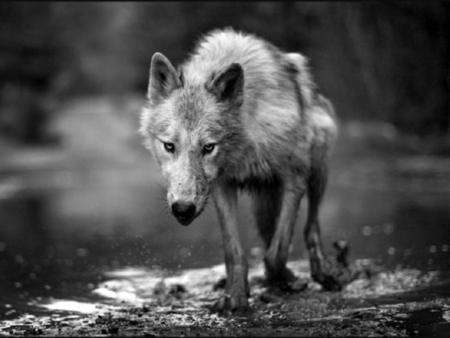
[171,201,196,224]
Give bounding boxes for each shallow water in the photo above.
[0,162,449,322]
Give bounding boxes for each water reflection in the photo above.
[0,168,450,319]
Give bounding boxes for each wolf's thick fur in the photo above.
[140,29,339,313]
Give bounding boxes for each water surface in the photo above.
[1,164,449,320]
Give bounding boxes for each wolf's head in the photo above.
[140,53,245,225]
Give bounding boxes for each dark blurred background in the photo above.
[1,2,450,143]
[1,1,450,319]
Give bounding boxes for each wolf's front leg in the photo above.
[212,182,249,314]
[264,177,306,290]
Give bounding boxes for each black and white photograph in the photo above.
[0,2,449,336]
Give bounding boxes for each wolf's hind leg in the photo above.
[305,158,348,291]
[262,177,306,290]
[212,182,249,314]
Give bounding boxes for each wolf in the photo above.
[140,28,342,313]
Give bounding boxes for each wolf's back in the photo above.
[182,29,299,115]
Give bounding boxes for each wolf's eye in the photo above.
[163,142,175,153]
[203,143,215,155]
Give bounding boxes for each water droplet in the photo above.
[0,242,6,251]
[179,247,190,257]
[45,285,52,291]
[76,248,88,258]
[403,248,412,256]
[362,226,372,236]
[388,247,396,255]
[429,245,437,253]
[383,223,394,235]
[427,258,434,265]
[14,255,24,264]
[15,282,22,288]
[442,244,449,252]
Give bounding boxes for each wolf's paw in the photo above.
[266,267,308,293]
[312,259,353,291]
[212,291,249,315]
[312,271,344,291]
[309,240,356,291]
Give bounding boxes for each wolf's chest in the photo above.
[223,150,280,190]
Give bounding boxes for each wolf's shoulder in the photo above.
[195,28,267,53]
[185,29,278,72]
[183,29,287,94]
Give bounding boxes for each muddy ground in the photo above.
[1,258,450,337]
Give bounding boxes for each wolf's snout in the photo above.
[171,201,196,225]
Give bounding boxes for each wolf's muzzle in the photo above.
[171,201,196,226]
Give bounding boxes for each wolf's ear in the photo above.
[206,63,244,108]
[148,53,181,105]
